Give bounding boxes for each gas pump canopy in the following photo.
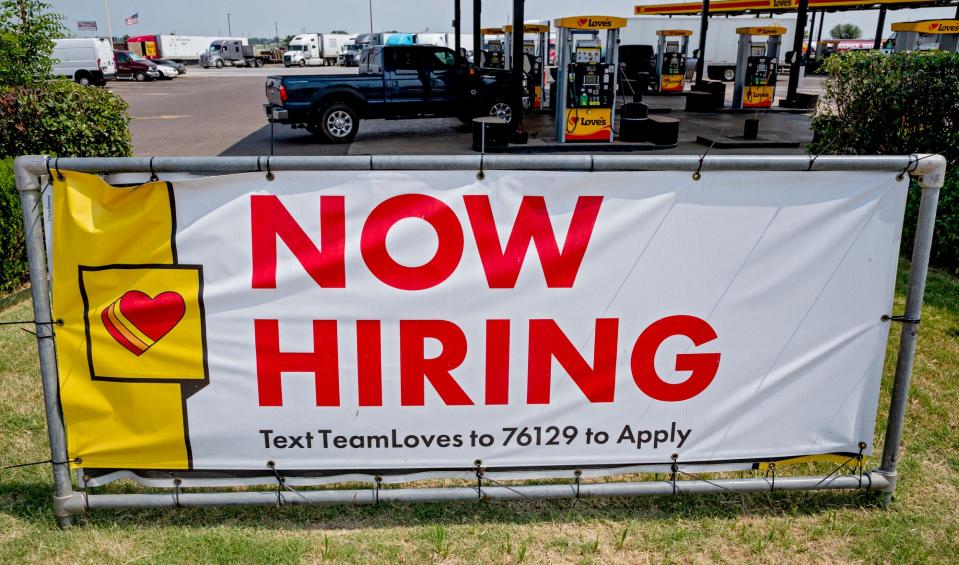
[736,26,789,35]
[504,23,551,33]
[890,18,959,32]
[656,29,694,36]
[635,0,940,15]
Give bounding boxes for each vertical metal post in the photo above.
[695,0,710,83]
[13,156,75,528]
[816,10,825,50]
[555,27,569,142]
[873,7,887,50]
[786,0,809,101]
[732,32,749,109]
[511,0,525,133]
[454,0,461,54]
[655,34,665,91]
[878,155,947,505]
[607,28,620,143]
[473,0,482,65]
[806,10,817,62]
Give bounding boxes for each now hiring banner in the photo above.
[49,168,906,482]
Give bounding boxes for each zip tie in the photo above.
[692,136,717,181]
[374,475,382,505]
[265,156,275,182]
[807,136,838,171]
[882,314,920,325]
[474,459,484,501]
[173,476,182,508]
[148,157,159,182]
[0,319,61,326]
[769,462,776,492]
[256,156,262,172]
[54,157,64,181]
[267,460,284,506]
[574,469,582,499]
[857,441,866,488]
[670,453,679,495]
[676,468,733,492]
[2,457,79,470]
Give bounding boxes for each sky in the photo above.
[54,0,958,41]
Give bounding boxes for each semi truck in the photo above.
[622,16,797,81]
[125,35,247,63]
[283,33,351,66]
[199,39,268,68]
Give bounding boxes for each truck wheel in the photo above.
[254,58,263,67]
[723,67,735,82]
[134,71,147,82]
[311,103,359,143]
[215,59,224,69]
[487,98,516,123]
[298,59,306,67]
[284,63,290,68]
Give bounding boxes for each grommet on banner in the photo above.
[265,156,275,182]
[897,155,918,182]
[857,441,867,487]
[148,157,159,182]
[477,154,485,181]
[374,475,382,505]
[692,136,717,181]
[474,459,484,500]
[574,469,582,499]
[267,460,284,506]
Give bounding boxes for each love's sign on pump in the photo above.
[51,169,906,480]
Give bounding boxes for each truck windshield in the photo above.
[287,45,303,51]
[208,45,221,52]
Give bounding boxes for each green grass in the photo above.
[1,260,958,563]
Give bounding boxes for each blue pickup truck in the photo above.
[264,45,517,143]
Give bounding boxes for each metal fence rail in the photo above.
[13,153,947,528]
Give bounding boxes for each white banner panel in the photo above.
[53,169,907,478]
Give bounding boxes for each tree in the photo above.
[0,0,65,86]
[830,23,862,39]
[331,30,348,34]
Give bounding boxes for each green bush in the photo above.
[809,50,959,273]
[0,158,27,293]
[0,80,132,157]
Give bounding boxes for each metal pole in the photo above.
[454,0,461,54]
[510,0,524,133]
[695,0,710,83]
[369,0,374,35]
[816,10,825,49]
[786,0,810,101]
[227,13,232,37]
[873,7,887,50]
[12,156,75,529]
[878,154,947,505]
[473,0,481,64]
[806,9,817,62]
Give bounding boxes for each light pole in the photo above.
[227,13,232,37]
[103,0,113,43]
[368,0,373,35]
[275,21,279,46]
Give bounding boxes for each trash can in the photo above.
[472,117,510,152]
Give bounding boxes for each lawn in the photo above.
[0,261,957,564]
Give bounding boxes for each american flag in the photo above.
[124,13,139,25]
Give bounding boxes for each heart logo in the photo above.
[930,23,939,30]
[569,116,579,125]
[102,290,186,356]
[578,18,588,27]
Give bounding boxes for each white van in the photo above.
[52,38,117,86]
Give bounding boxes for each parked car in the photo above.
[155,63,179,80]
[264,45,516,143]
[51,38,117,86]
[154,58,186,74]
[113,50,160,81]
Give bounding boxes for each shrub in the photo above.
[0,79,132,157]
[809,50,959,273]
[0,158,27,293]
[0,0,66,87]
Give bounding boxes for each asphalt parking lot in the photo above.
[109,64,822,157]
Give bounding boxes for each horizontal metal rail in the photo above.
[15,154,929,179]
[62,473,886,514]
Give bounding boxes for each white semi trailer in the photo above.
[622,16,798,81]
[283,34,352,66]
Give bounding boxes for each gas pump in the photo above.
[480,27,506,68]
[505,23,551,109]
[654,29,692,92]
[553,16,627,143]
[732,26,786,109]
[892,19,959,52]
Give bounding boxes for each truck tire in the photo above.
[310,103,360,143]
[284,63,291,68]
[298,59,306,67]
[215,59,224,69]
[723,67,735,81]
[254,58,263,67]
[133,70,147,82]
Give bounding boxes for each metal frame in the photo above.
[13,153,946,527]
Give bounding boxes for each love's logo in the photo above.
[577,18,588,27]
[101,290,186,356]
